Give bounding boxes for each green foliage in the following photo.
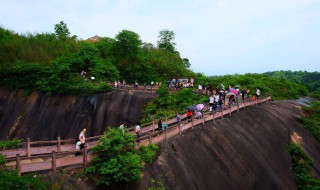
[114,29,142,63]
[86,128,158,186]
[142,86,207,122]
[0,154,6,166]
[0,27,78,65]
[0,168,47,190]
[265,70,320,93]
[157,29,176,53]
[206,73,308,100]
[0,139,22,149]
[0,25,192,93]
[299,101,320,143]
[137,144,159,164]
[148,178,166,190]
[78,41,100,70]
[54,21,71,40]
[286,142,320,190]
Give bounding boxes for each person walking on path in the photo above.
[209,95,214,111]
[241,88,246,102]
[186,110,192,123]
[79,128,86,150]
[176,113,181,127]
[256,88,260,99]
[135,122,141,138]
[158,119,162,131]
[246,88,250,99]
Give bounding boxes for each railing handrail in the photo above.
[2,95,271,174]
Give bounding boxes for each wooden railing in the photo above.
[0,95,272,175]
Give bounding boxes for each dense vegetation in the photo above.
[196,73,309,100]
[85,128,158,186]
[265,71,320,98]
[287,142,320,190]
[142,85,208,122]
[299,101,320,143]
[0,142,47,190]
[0,22,192,95]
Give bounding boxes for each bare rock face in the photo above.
[135,101,320,190]
[0,89,153,141]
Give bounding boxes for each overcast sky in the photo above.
[1,0,319,76]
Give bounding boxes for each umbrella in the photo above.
[226,92,236,97]
[196,104,204,111]
[187,105,197,111]
[229,88,238,95]
[196,111,202,118]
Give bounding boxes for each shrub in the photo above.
[0,168,47,190]
[86,128,158,186]
[138,144,159,164]
[300,101,320,143]
[0,139,22,149]
[286,142,320,190]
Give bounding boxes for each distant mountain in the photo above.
[264,70,320,92]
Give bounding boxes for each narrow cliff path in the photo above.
[132,100,319,190]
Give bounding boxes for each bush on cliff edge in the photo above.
[85,128,158,186]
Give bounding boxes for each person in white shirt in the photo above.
[209,95,214,111]
[135,122,141,138]
[256,88,260,98]
[79,128,86,150]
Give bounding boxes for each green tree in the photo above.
[114,29,142,62]
[54,21,71,40]
[157,29,176,53]
[85,128,143,185]
[182,58,191,68]
[78,41,100,70]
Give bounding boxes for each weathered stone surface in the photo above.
[134,101,320,190]
[0,89,153,141]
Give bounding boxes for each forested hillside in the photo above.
[265,70,320,98]
[0,21,192,95]
[0,21,316,99]
[195,73,308,99]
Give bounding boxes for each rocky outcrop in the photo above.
[0,89,154,141]
[134,101,320,190]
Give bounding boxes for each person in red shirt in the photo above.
[187,110,192,123]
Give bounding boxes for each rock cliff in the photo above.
[0,89,154,141]
[134,101,320,190]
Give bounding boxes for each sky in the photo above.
[0,0,319,76]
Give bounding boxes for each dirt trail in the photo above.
[133,100,319,190]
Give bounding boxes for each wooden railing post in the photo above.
[152,119,155,132]
[57,137,61,153]
[83,145,88,167]
[249,98,252,107]
[212,111,215,124]
[151,86,153,94]
[52,151,57,174]
[148,132,152,144]
[191,116,194,129]
[237,99,239,113]
[178,121,182,135]
[26,138,31,157]
[221,107,224,119]
[165,127,168,140]
[202,114,205,126]
[16,153,21,176]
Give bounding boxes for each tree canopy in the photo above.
[0,23,192,95]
